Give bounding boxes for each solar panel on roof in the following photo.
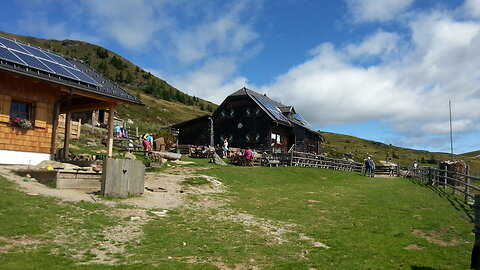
[0,35,100,86]
[293,113,313,129]
[0,46,23,64]
[0,36,29,54]
[254,96,291,123]
[18,44,55,61]
[14,52,53,73]
[38,59,77,79]
[43,51,74,68]
[65,66,99,85]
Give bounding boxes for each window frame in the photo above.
[10,99,32,121]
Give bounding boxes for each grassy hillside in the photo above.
[115,92,209,132]
[322,131,480,176]
[461,150,480,159]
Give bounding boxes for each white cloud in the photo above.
[462,0,480,18]
[346,30,402,59]
[14,1,100,44]
[346,0,415,23]
[168,58,253,103]
[83,0,168,50]
[266,10,480,140]
[169,0,260,65]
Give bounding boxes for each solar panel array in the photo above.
[293,113,313,129]
[253,96,291,123]
[0,35,100,86]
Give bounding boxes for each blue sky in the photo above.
[1,0,480,154]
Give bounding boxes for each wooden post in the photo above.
[290,150,294,167]
[427,167,433,185]
[136,126,139,137]
[470,194,480,269]
[63,111,72,160]
[77,118,82,139]
[466,166,471,201]
[107,105,115,157]
[50,102,60,159]
[443,169,447,188]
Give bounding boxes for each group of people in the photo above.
[229,146,254,166]
[221,138,254,165]
[364,157,400,177]
[114,124,129,138]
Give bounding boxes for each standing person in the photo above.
[245,147,253,166]
[142,134,151,152]
[114,124,121,137]
[364,157,371,177]
[147,134,154,149]
[128,139,134,152]
[223,138,229,158]
[389,164,395,177]
[369,159,376,177]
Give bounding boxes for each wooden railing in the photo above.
[269,151,363,172]
[409,167,480,201]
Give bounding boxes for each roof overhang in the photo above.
[0,65,142,106]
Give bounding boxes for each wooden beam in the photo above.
[60,101,116,114]
[59,86,124,103]
[107,105,115,157]
[50,102,60,158]
[63,111,72,160]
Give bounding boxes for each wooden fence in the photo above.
[409,167,480,266]
[269,151,363,172]
[57,114,81,139]
[409,166,480,201]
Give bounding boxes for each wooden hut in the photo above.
[0,35,142,165]
[173,87,322,153]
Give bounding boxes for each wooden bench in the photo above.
[252,153,262,166]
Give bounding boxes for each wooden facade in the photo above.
[172,115,213,146]
[0,72,59,155]
[174,87,322,154]
[214,97,274,150]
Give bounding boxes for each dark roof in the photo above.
[228,87,319,135]
[0,34,141,105]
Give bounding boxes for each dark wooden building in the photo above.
[172,87,322,154]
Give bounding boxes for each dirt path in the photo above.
[0,165,223,209]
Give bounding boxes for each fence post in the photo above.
[443,169,447,188]
[427,167,432,185]
[466,166,471,202]
[290,150,294,166]
[471,195,480,269]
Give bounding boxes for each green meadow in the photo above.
[0,159,474,269]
